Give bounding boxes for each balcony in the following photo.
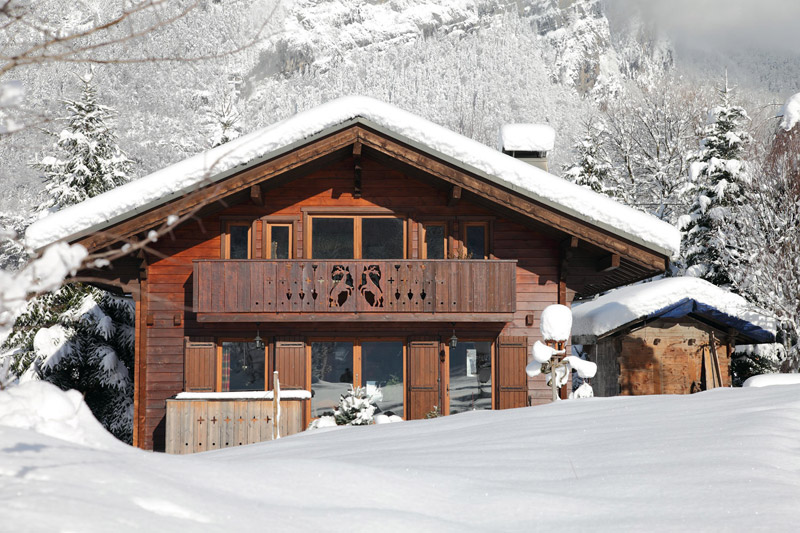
[193,259,516,322]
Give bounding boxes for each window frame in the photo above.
[306,336,407,419]
[420,222,448,259]
[264,221,294,259]
[305,213,407,259]
[221,218,254,259]
[462,222,489,260]
[444,337,495,415]
[215,337,268,392]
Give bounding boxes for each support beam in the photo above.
[250,184,264,206]
[448,185,462,207]
[353,141,362,199]
[597,253,621,272]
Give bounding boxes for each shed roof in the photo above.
[571,277,777,344]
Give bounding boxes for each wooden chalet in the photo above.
[571,277,776,396]
[26,97,680,452]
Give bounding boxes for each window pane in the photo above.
[229,225,249,259]
[311,341,354,418]
[425,225,445,259]
[465,225,486,259]
[312,218,354,259]
[270,225,290,259]
[362,218,404,259]
[449,341,492,413]
[222,341,265,392]
[362,341,404,418]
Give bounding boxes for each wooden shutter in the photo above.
[274,337,306,389]
[184,337,216,392]
[496,336,528,409]
[407,338,440,420]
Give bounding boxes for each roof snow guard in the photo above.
[26,96,680,257]
[571,277,777,345]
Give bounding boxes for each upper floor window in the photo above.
[422,223,447,259]
[223,221,252,259]
[265,222,292,259]
[310,216,405,259]
[464,223,488,259]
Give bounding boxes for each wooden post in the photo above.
[273,371,280,440]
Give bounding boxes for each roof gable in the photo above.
[26,96,680,260]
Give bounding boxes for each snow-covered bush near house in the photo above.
[3,380,800,531]
[308,386,385,429]
[568,381,594,399]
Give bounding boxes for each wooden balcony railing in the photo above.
[193,259,516,321]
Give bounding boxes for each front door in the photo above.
[407,339,440,420]
[448,340,493,414]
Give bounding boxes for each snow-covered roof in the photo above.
[779,92,800,132]
[26,96,680,257]
[499,123,556,152]
[571,277,776,344]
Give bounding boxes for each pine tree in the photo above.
[679,75,751,288]
[563,119,614,195]
[34,72,133,212]
[2,73,136,442]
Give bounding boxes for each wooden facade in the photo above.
[587,317,733,397]
[66,122,671,451]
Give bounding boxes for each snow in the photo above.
[26,96,680,258]
[0,381,121,450]
[2,381,800,531]
[562,355,597,379]
[540,304,572,341]
[499,123,556,152]
[531,340,562,364]
[175,390,312,400]
[779,91,800,131]
[742,373,800,388]
[571,277,776,343]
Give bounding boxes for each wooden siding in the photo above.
[138,156,564,450]
[589,318,732,397]
[496,337,528,409]
[165,398,304,454]
[193,259,516,318]
[407,339,441,420]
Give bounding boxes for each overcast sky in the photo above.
[604,0,800,54]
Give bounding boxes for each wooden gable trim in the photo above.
[354,126,668,272]
[74,127,358,252]
[72,123,668,273]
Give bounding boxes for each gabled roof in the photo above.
[26,96,680,258]
[571,277,777,344]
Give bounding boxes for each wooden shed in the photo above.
[571,277,776,396]
[26,96,681,452]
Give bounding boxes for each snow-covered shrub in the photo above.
[334,386,378,426]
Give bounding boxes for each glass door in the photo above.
[361,341,404,418]
[448,341,493,413]
[310,341,354,418]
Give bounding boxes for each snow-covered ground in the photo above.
[2,381,799,532]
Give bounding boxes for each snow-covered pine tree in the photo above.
[2,285,135,441]
[679,75,751,288]
[34,72,133,212]
[563,119,614,195]
[2,73,136,442]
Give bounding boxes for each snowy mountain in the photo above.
[0,0,795,213]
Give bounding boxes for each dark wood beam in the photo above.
[597,253,621,272]
[353,140,362,199]
[250,184,264,206]
[448,185,462,207]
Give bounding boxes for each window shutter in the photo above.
[184,337,216,392]
[274,337,306,390]
[407,338,441,420]
[497,336,528,409]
